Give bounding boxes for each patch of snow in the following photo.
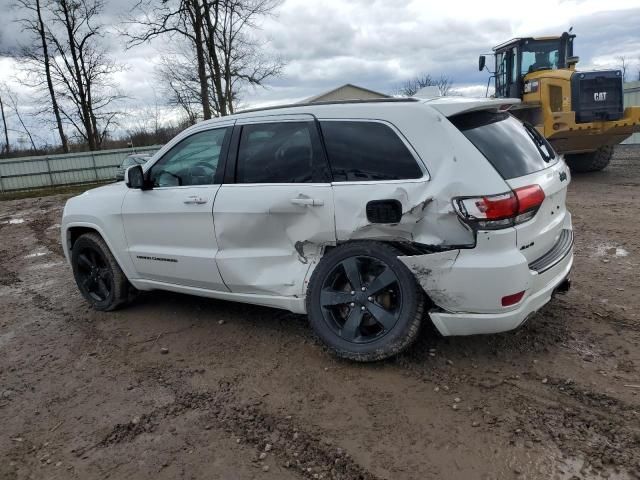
[594,243,630,258]
[6,218,25,224]
[615,247,629,257]
[24,252,48,259]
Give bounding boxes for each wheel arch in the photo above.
[306,239,445,305]
[63,222,135,281]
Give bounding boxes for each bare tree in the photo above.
[210,0,283,114]
[14,0,69,152]
[0,92,10,154]
[2,87,37,151]
[397,74,454,97]
[616,56,628,83]
[124,0,214,119]
[156,50,203,124]
[125,0,283,119]
[45,0,124,150]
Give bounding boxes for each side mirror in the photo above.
[125,165,145,189]
[478,55,486,72]
[567,56,580,67]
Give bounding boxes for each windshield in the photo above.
[449,111,557,179]
[521,39,562,75]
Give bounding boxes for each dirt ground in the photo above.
[1,146,640,480]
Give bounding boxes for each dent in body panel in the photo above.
[213,185,336,297]
[398,250,462,309]
[334,177,476,248]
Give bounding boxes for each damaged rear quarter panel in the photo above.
[326,105,510,248]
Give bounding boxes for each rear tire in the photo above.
[71,233,132,311]
[306,241,425,362]
[565,145,613,172]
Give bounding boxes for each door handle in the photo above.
[290,197,324,207]
[184,195,207,205]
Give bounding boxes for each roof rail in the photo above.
[236,97,419,115]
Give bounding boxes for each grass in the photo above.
[0,181,111,201]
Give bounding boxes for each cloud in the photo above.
[1,0,639,145]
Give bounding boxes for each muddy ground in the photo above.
[1,146,640,480]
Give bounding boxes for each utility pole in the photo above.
[0,93,9,155]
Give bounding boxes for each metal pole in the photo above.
[45,156,54,186]
[91,152,98,182]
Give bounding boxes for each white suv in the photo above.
[61,97,573,361]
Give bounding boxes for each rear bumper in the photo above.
[399,215,574,336]
[429,247,572,336]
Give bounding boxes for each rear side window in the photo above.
[236,122,325,183]
[449,111,556,179]
[320,121,423,182]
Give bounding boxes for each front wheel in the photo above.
[71,233,132,311]
[306,242,425,362]
[565,145,613,173]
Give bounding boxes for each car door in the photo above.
[213,116,336,297]
[121,124,233,290]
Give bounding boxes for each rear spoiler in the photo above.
[424,97,521,117]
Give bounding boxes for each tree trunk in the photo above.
[189,0,212,120]
[59,0,95,150]
[35,0,68,152]
[0,94,9,154]
[202,0,227,116]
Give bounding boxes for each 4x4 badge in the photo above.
[559,170,567,182]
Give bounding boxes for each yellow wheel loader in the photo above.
[479,32,640,172]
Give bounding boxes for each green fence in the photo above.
[623,81,640,145]
[0,145,162,193]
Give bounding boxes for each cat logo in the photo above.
[594,92,607,102]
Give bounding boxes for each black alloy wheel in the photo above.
[319,255,402,343]
[71,232,132,311]
[307,241,425,362]
[75,246,113,303]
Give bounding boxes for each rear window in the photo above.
[320,121,423,182]
[449,111,556,179]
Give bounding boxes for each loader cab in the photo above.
[483,33,575,98]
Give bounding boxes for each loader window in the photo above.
[521,40,562,75]
[450,111,557,179]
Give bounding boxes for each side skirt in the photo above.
[130,279,307,314]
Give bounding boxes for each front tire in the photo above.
[565,145,613,172]
[71,233,131,311]
[306,242,425,362]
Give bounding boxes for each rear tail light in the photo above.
[453,185,545,230]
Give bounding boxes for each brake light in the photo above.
[454,185,545,230]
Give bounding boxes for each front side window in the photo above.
[150,128,229,187]
[320,121,423,182]
[236,122,323,183]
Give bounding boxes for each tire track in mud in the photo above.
[388,304,640,476]
[91,378,380,480]
[8,234,381,480]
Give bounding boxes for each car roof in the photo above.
[188,96,521,131]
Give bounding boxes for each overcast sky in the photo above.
[1,0,639,144]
